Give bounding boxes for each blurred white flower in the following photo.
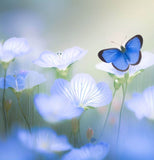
[126,86,154,120]
[51,73,112,108]
[33,47,87,70]
[96,51,154,77]
[62,142,109,160]
[0,37,30,63]
[34,94,83,123]
[0,70,46,92]
[18,128,72,154]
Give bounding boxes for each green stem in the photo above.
[100,89,116,138]
[55,67,71,80]
[17,96,31,132]
[71,115,83,148]
[29,92,34,126]
[2,68,8,135]
[116,81,128,145]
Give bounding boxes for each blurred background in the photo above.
[0,0,154,159]
[0,0,154,88]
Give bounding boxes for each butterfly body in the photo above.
[98,35,143,71]
[120,46,126,53]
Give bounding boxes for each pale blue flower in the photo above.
[33,47,87,70]
[18,128,72,154]
[0,137,35,160]
[34,73,111,123]
[0,37,30,62]
[35,94,83,123]
[62,142,109,160]
[126,86,154,120]
[0,70,46,92]
[51,73,112,108]
[96,51,154,77]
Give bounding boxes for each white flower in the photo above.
[34,94,83,123]
[33,47,87,70]
[62,142,109,160]
[126,86,154,120]
[96,51,154,77]
[0,37,30,62]
[18,128,72,153]
[51,73,112,108]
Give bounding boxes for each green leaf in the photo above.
[84,106,95,110]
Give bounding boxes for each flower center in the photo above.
[57,52,63,58]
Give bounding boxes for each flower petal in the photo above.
[0,37,30,62]
[62,142,109,160]
[33,47,87,70]
[63,47,87,64]
[70,73,98,107]
[3,37,30,56]
[18,128,72,153]
[51,73,112,108]
[25,71,46,89]
[34,94,83,123]
[126,86,154,120]
[96,62,126,77]
[0,75,16,89]
[33,51,57,68]
[70,74,112,107]
[126,93,147,119]
[93,82,112,107]
[128,51,154,76]
[15,71,28,91]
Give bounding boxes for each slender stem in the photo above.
[71,115,83,148]
[17,96,31,132]
[29,92,34,126]
[116,82,128,145]
[78,117,82,147]
[2,68,8,135]
[100,89,116,138]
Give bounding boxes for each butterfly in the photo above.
[98,35,143,71]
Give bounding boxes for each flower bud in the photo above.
[71,118,79,133]
[4,99,12,113]
[86,128,94,141]
[114,79,121,90]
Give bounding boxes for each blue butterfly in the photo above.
[98,35,143,71]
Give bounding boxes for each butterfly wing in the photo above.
[98,48,129,71]
[112,53,129,71]
[125,35,143,65]
[98,48,121,63]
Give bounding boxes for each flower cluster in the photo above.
[0,35,154,160]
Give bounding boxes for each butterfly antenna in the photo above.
[110,41,121,46]
[121,35,127,46]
